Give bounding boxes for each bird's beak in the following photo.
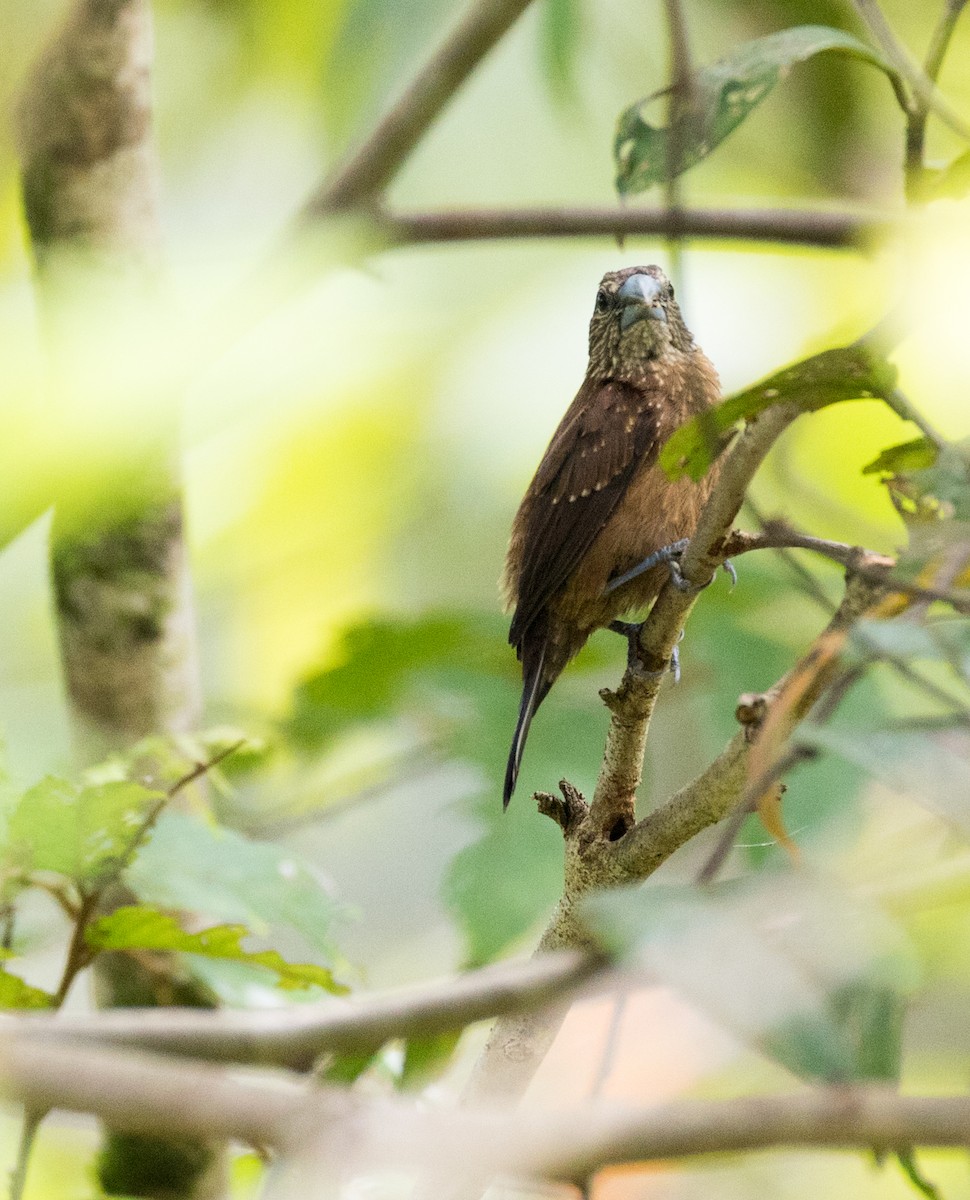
[618,274,667,330]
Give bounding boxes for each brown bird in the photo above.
[501,265,721,806]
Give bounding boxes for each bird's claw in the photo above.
[668,557,691,592]
[605,538,690,595]
[723,559,738,588]
[609,620,682,682]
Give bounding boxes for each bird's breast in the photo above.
[552,456,716,629]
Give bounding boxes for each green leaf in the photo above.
[444,794,564,966]
[614,25,895,194]
[888,441,970,522]
[660,345,898,481]
[289,611,611,965]
[0,969,54,1009]
[862,437,939,477]
[582,874,918,1082]
[799,725,970,833]
[127,810,344,961]
[5,778,163,884]
[86,906,346,993]
[289,613,506,752]
[400,1030,463,1089]
[318,1048,383,1085]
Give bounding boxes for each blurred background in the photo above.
[3,0,970,1195]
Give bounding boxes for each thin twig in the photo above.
[881,386,949,451]
[6,740,247,1193]
[853,0,970,148]
[695,660,869,887]
[695,744,811,886]
[724,528,970,613]
[905,0,969,197]
[741,497,836,612]
[116,739,246,878]
[733,510,970,720]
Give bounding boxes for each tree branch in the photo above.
[464,403,806,1103]
[587,404,803,836]
[16,3,219,1194]
[303,0,540,215]
[379,204,897,249]
[724,526,970,614]
[5,1039,970,1190]
[5,950,601,1070]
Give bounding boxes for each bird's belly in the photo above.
[552,466,712,631]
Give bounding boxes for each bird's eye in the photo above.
[595,289,610,312]
[668,284,675,299]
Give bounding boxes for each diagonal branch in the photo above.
[303,0,540,216]
[588,403,802,837]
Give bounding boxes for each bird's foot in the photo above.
[608,620,682,682]
[607,542,739,596]
[672,555,738,593]
[605,539,689,594]
[608,620,643,671]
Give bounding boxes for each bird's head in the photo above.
[587,265,694,376]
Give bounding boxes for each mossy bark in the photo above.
[17,3,224,1195]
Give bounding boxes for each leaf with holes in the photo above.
[661,346,897,481]
[615,25,895,194]
[86,906,347,993]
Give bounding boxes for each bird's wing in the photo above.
[509,378,661,647]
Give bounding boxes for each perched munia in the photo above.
[501,266,720,806]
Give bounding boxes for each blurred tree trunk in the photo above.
[17,2,225,1196]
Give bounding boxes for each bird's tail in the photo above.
[503,638,552,808]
